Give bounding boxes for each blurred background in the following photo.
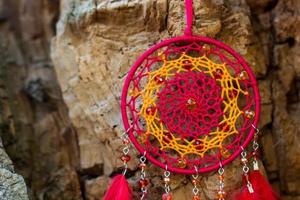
[0,0,299,199]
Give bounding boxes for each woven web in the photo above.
[124,41,256,170]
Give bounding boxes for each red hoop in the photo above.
[121,36,260,175]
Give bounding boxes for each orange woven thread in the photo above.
[138,54,247,158]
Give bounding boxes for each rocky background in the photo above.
[0,0,300,199]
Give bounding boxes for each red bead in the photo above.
[154,75,165,84]
[120,155,131,163]
[139,163,146,169]
[228,89,238,99]
[251,150,260,158]
[195,140,204,151]
[139,179,149,188]
[218,175,224,181]
[213,69,223,79]
[163,132,172,143]
[244,110,255,119]
[122,138,130,145]
[162,193,172,200]
[186,98,197,110]
[146,107,157,115]
[183,60,193,70]
[193,195,201,200]
[192,179,198,185]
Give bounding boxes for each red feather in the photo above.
[250,170,281,200]
[233,186,261,200]
[103,174,132,200]
[232,170,281,200]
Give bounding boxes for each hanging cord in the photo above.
[217,162,226,200]
[191,166,200,199]
[120,128,132,175]
[240,147,254,193]
[184,0,194,36]
[251,124,260,170]
[163,166,171,194]
[162,165,172,199]
[120,127,132,176]
[139,152,148,200]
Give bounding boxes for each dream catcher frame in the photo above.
[104,0,281,199]
[121,36,261,175]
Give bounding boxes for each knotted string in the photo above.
[184,0,194,36]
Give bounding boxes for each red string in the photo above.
[157,71,223,138]
[184,0,193,36]
[124,41,256,171]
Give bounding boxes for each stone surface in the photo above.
[0,139,28,199]
[271,0,300,196]
[246,0,277,14]
[0,168,28,200]
[0,0,82,199]
[0,138,28,200]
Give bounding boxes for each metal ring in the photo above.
[164,170,171,177]
[241,151,247,158]
[164,185,170,193]
[123,146,130,155]
[253,142,259,150]
[251,124,259,134]
[192,174,199,179]
[218,167,224,175]
[140,156,147,163]
[243,165,249,173]
[193,187,199,195]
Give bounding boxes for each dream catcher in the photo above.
[104,0,281,199]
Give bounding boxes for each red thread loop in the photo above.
[157,72,222,138]
[184,0,193,36]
